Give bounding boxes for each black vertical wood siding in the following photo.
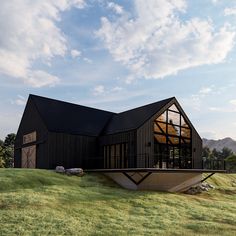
[99,131,137,167]
[14,98,48,168]
[192,132,202,168]
[47,132,97,169]
[15,96,202,170]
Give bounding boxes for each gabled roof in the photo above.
[29,94,174,136]
[30,95,114,136]
[103,97,174,134]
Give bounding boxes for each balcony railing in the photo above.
[202,159,226,170]
[83,154,226,170]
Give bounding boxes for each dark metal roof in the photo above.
[29,94,174,136]
[103,97,174,134]
[30,95,114,136]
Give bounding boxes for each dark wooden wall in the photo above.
[14,97,97,169]
[192,132,202,168]
[136,100,173,168]
[47,132,97,169]
[137,119,153,167]
[137,99,203,169]
[99,131,137,167]
[15,96,202,170]
[14,98,48,168]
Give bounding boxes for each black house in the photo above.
[14,94,202,170]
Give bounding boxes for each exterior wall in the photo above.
[136,100,174,168]
[136,120,153,167]
[99,131,137,167]
[136,99,203,169]
[175,99,203,169]
[14,98,98,169]
[14,98,49,168]
[192,132,202,169]
[15,96,202,170]
[47,132,97,169]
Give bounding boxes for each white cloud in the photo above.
[71,49,81,58]
[92,85,124,96]
[230,99,236,106]
[211,0,219,5]
[107,2,123,14]
[93,85,105,95]
[183,86,214,111]
[11,95,26,106]
[209,107,223,112]
[199,87,212,94]
[209,100,236,113]
[83,57,93,63]
[224,7,236,16]
[0,0,85,87]
[25,70,59,87]
[112,86,123,92]
[97,0,235,81]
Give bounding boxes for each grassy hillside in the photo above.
[0,169,235,236]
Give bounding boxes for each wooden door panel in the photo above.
[21,145,36,168]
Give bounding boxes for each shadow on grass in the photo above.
[217,189,236,195]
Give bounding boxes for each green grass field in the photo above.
[0,169,235,236]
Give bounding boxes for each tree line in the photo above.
[0,133,16,168]
[202,146,236,172]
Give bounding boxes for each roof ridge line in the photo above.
[117,97,175,115]
[29,94,116,115]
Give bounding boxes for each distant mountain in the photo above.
[203,137,236,153]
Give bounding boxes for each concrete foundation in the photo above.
[105,172,202,192]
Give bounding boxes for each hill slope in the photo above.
[0,169,236,236]
[203,137,236,153]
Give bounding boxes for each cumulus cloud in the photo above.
[111,86,123,92]
[92,85,124,96]
[182,86,215,111]
[11,95,26,106]
[211,0,219,4]
[93,85,105,95]
[0,0,85,87]
[230,99,236,106]
[209,99,236,113]
[199,87,212,94]
[71,49,81,58]
[224,7,236,16]
[107,2,123,14]
[83,57,93,64]
[97,0,235,81]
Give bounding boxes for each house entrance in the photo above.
[21,145,36,168]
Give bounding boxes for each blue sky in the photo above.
[0,0,236,140]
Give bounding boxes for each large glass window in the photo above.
[104,143,128,169]
[154,104,192,169]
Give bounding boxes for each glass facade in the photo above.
[154,104,192,169]
[104,143,128,168]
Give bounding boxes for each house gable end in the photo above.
[15,96,48,148]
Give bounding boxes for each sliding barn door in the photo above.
[21,145,36,168]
